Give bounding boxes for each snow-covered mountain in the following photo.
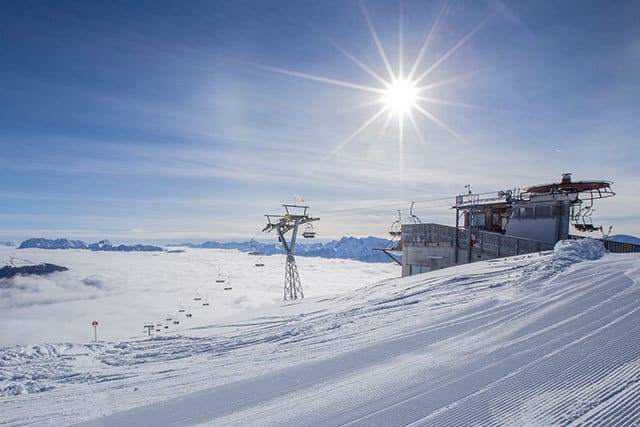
[18,238,163,252]
[180,236,397,263]
[2,239,639,426]
[18,238,87,250]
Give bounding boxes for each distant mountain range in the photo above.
[18,238,164,252]
[175,236,399,263]
[0,241,15,247]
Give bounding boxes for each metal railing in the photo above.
[402,223,457,246]
[569,235,640,253]
[402,223,555,258]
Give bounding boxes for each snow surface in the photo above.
[1,239,640,426]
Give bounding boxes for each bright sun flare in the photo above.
[260,2,492,166]
[383,78,418,116]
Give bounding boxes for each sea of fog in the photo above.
[0,247,400,346]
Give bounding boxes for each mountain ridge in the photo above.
[175,236,397,263]
[18,238,163,252]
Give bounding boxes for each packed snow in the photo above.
[1,239,639,426]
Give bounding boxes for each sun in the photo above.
[258,2,492,164]
[383,78,418,116]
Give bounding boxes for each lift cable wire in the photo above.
[314,190,496,218]
[318,202,457,219]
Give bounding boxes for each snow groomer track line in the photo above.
[3,239,633,426]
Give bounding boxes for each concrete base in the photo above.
[402,243,499,276]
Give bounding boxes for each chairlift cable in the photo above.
[314,191,496,217]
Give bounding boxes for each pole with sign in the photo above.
[91,320,99,341]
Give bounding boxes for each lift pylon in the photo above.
[263,204,319,301]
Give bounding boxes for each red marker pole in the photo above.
[91,320,99,341]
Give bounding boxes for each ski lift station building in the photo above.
[397,173,630,277]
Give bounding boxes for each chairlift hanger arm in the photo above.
[278,217,319,235]
[263,213,319,233]
[283,204,309,216]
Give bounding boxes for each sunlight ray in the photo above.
[398,113,404,180]
[341,98,386,113]
[327,39,390,86]
[407,0,450,80]
[406,110,428,148]
[416,96,483,110]
[370,109,394,153]
[327,105,390,159]
[416,69,480,92]
[308,104,390,175]
[413,13,494,85]
[256,63,385,94]
[414,103,467,144]
[381,109,394,136]
[398,0,404,79]
[360,1,396,81]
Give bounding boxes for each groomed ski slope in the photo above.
[2,239,640,426]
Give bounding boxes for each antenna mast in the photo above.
[263,204,319,301]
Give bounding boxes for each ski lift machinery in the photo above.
[263,203,319,301]
[524,173,615,234]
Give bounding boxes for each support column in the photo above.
[284,254,303,301]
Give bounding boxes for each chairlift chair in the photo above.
[409,201,421,224]
[573,203,602,233]
[389,210,402,237]
[215,269,226,283]
[302,223,316,239]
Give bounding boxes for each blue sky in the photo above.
[1,0,639,242]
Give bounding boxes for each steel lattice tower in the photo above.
[263,204,319,301]
[284,254,302,300]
